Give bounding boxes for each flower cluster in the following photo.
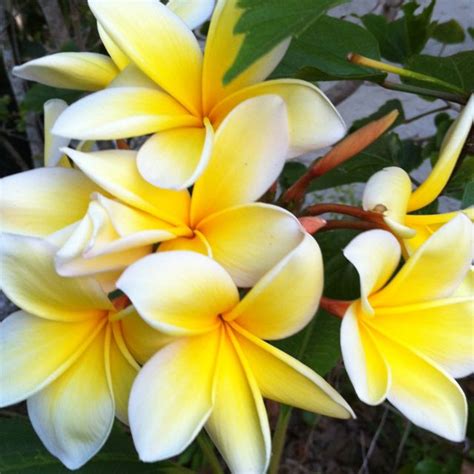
[0,0,472,472]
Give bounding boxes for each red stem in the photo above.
[320,296,352,319]
[318,220,380,232]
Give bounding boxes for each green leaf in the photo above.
[21,84,82,114]
[350,99,405,130]
[431,19,466,44]
[468,27,474,40]
[0,416,193,473]
[404,51,474,95]
[461,181,474,208]
[362,0,436,64]
[444,154,474,200]
[224,0,345,84]
[271,15,384,81]
[279,161,307,189]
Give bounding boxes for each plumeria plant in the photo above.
[0,0,473,473]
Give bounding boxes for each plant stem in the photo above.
[304,203,388,227]
[197,434,224,474]
[318,219,380,232]
[404,104,450,124]
[382,81,467,105]
[319,296,352,318]
[268,406,292,474]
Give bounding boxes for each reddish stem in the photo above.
[320,296,352,319]
[318,220,380,232]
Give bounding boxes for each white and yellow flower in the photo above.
[2,96,308,288]
[0,233,169,469]
[117,241,354,473]
[340,214,473,441]
[362,94,474,253]
[14,0,345,189]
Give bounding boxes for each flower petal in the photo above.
[137,120,214,190]
[202,0,289,112]
[1,234,112,321]
[117,251,238,336]
[13,52,118,91]
[198,203,304,287]
[27,325,115,470]
[343,230,401,314]
[372,214,472,307]
[233,323,354,418]
[0,311,104,407]
[108,64,161,89]
[374,330,467,442]
[44,99,70,167]
[340,305,390,405]
[120,307,176,365]
[191,95,289,225]
[362,167,416,238]
[129,330,220,461]
[89,0,203,115]
[210,79,346,157]
[97,22,129,70]
[368,296,474,379]
[64,148,191,226]
[109,322,139,424]
[53,87,200,140]
[225,233,322,340]
[0,168,98,237]
[408,94,474,212]
[158,232,211,256]
[206,326,270,474]
[167,0,214,29]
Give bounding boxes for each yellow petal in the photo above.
[343,230,401,314]
[129,330,220,461]
[55,200,152,277]
[108,64,162,89]
[373,330,467,442]
[340,304,390,405]
[97,22,129,70]
[408,94,474,212]
[137,120,214,190]
[89,0,203,116]
[225,233,322,340]
[13,52,119,91]
[372,214,472,307]
[191,95,289,225]
[0,168,98,237]
[202,0,289,112]
[367,296,474,379]
[27,325,114,469]
[233,323,354,418]
[117,251,238,336]
[198,203,303,287]
[43,99,70,168]
[167,0,214,29]
[53,87,200,140]
[0,311,104,406]
[206,326,270,474]
[158,231,211,256]
[109,322,139,424]
[120,307,176,365]
[210,79,346,157]
[1,234,112,321]
[362,167,416,238]
[64,148,190,226]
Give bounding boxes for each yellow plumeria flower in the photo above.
[363,94,474,253]
[16,0,345,190]
[340,214,473,442]
[116,242,354,473]
[2,96,308,288]
[0,233,170,469]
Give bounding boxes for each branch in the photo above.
[38,0,70,48]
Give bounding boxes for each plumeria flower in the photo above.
[0,233,171,469]
[117,244,354,473]
[363,94,474,253]
[13,0,215,91]
[16,0,346,190]
[340,214,473,442]
[2,96,308,288]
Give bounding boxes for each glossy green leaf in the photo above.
[272,15,384,81]
[21,84,81,114]
[224,0,345,83]
[432,19,466,44]
[362,0,436,64]
[461,181,474,208]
